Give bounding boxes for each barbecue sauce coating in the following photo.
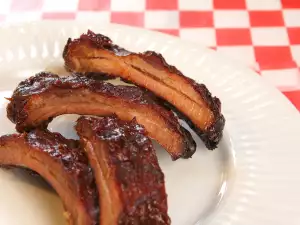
[6,72,196,159]
[76,115,171,225]
[63,30,225,150]
[0,130,98,225]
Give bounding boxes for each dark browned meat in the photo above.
[0,130,98,225]
[7,72,196,160]
[63,30,225,149]
[76,115,171,225]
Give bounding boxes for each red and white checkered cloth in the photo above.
[0,0,299,110]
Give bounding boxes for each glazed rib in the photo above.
[63,30,225,149]
[76,115,171,225]
[0,130,98,225]
[7,72,196,160]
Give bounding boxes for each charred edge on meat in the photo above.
[76,115,171,224]
[7,72,196,159]
[0,130,99,225]
[63,30,225,149]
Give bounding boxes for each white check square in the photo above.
[43,0,79,12]
[145,11,179,29]
[246,0,282,10]
[214,10,250,28]
[76,12,111,24]
[251,28,289,46]
[178,0,213,10]
[111,0,145,11]
[291,45,300,65]
[283,10,300,27]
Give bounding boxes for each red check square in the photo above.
[283,90,300,110]
[216,29,252,46]
[78,0,111,10]
[288,28,300,45]
[249,11,284,27]
[146,0,178,9]
[180,11,213,28]
[111,12,144,27]
[11,0,43,11]
[254,46,296,70]
[213,0,246,9]
[42,12,76,20]
[281,0,300,8]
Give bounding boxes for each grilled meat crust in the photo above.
[7,72,196,160]
[76,115,171,225]
[0,130,98,225]
[63,30,225,149]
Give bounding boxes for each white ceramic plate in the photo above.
[0,21,299,225]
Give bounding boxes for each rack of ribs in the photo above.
[76,115,171,225]
[63,30,225,150]
[0,129,98,225]
[7,72,196,160]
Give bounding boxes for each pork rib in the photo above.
[7,72,196,160]
[0,130,98,225]
[63,30,225,149]
[76,115,171,225]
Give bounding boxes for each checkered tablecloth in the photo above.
[1,0,299,110]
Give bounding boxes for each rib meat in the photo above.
[76,115,171,225]
[63,30,225,149]
[0,130,98,225]
[7,72,196,160]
